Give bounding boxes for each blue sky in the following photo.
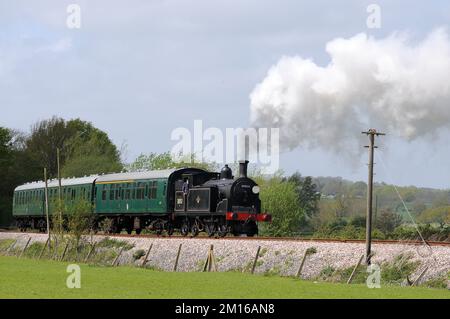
[1,1,450,188]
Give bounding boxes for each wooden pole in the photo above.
[141,243,153,267]
[412,266,429,287]
[57,147,63,234]
[52,238,59,260]
[19,237,31,258]
[362,129,385,265]
[251,246,261,274]
[112,246,124,266]
[296,250,309,278]
[210,245,217,272]
[44,168,50,239]
[60,241,69,261]
[84,243,96,263]
[202,245,217,272]
[6,239,17,255]
[173,244,182,272]
[347,254,365,284]
[38,238,50,259]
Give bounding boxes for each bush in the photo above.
[381,253,420,285]
[133,249,146,261]
[317,266,336,280]
[423,274,449,289]
[97,237,134,250]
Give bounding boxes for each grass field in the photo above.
[0,256,448,299]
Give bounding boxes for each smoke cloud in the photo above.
[249,28,450,156]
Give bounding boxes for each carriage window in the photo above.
[101,186,107,201]
[148,181,158,199]
[71,189,76,200]
[110,184,115,200]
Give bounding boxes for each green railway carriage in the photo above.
[13,176,97,231]
[94,170,174,215]
[12,162,271,236]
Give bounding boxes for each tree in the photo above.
[0,128,42,227]
[25,117,122,178]
[376,209,402,235]
[255,175,304,237]
[126,152,215,172]
[25,117,75,177]
[0,128,14,226]
[287,173,320,219]
[418,206,450,228]
[61,119,123,177]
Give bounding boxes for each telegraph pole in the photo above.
[362,129,385,265]
[57,147,63,234]
[44,168,50,239]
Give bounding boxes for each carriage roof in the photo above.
[14,169,181,192]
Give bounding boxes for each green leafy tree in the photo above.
[288,173,321,219]
[418,206,450,228]
[62,119,122,177]
[126,151,215,171]
[255,175,304,237]
[376,209,403,235]
[67,199,94,254]
[25,117,75,177]
[0,128,14,226]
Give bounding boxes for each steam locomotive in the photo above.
[12,160,271,237]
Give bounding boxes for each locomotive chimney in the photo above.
[239,160,249,178]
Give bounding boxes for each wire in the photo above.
[375,151,435,259]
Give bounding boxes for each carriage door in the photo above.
[175,175,192,212]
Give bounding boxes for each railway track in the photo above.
[1,228,449,247]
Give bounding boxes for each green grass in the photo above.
[0,256,448,299]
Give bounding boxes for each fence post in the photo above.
[347,254,365,284]
[84,243,96,263]
[112,246,124,266]
[38,238,50,260]
[6,239,17,255]
[52,237,59,260]
[60,241,70,261]
[19,237,32,258]
[202,245,217,272]
[173,244,182,272]
[296,250,309,278]
[141,243,153,268]
[251,246,261,274]
[412,266,429,286]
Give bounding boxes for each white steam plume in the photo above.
[250,28,450,156]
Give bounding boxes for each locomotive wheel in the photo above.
[166,224,174,236]
[217,225,227,237]
[191,224,199,237]
[180,223,189,237]
[135,228,142,235]
[126,227,133,235]
[206,224,215,237]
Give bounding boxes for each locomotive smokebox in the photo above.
[239,160,249,178]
